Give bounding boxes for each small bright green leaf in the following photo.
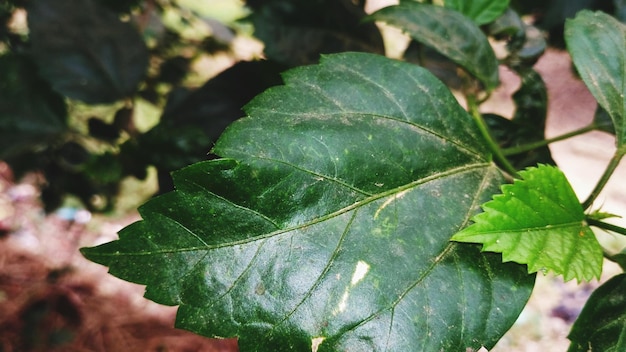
[444,0,510,25]
[587,209,621,221]
[568,274,626,351]
[369,2,499,91]
[82,53,534,351]
[565,10,626,147]
[27,0,149,104]
[452,164,603,282]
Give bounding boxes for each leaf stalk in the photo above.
[582,151,625,210]
[467,95,520,178]
[502,124,596,156]
[587,218,626,237]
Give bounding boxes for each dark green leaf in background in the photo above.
[0,54,67,159]
[565,10,626,149]
[82,53,534,351]
[607,249,626,272]
[488,7,526,53]
[568,274,626,351]
[594,106,617,135]
[452,164,603,282]
[514,25,547,67]
[444,0,511,25]
[247,0,384,66]
[27,0,149,104]
[510,0,615,47]
[369,2,499,91]
[616,0,626,22]
[138,60,286,193]
[488,9,547,68]
[489,69,554,169]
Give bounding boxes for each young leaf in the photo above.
[568,274,626,351]
[368,2,499,91]
[565,11,626,148]
[452,164,603,282]
[444,0,510,25]
[82,53,534,351]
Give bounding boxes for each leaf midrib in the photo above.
[467,221,586,235]
[314,162,500,350]
[96,161,493,257]
[237,109,485,160]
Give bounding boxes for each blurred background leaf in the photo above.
[0,54,67,160]
[26,0,149,104]
[444,0,511,25]
[246,0,384,66]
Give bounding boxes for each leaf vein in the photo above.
[335,165,496,338]
[247,109,484,159]
[267,210,359,333]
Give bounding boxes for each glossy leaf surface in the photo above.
[444,0,510,25]
[82,53,534,351]
[369,2,499,90]
[27,0,149,104]
[565,10,626,148]
[453,164,603,282]
[568,274,626,351]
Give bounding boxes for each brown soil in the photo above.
[0,164,238,351]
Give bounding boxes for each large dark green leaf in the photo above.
[565,10,626,148]
[82,53,534,351]
[0,54,67,158]
[27,0,149,104]
[568,274,626,351]
[444,0,511,25]
[369,2,499,91]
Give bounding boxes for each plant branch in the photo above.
[587,218,626,237]
[466,95,520,178]
[582,151,625,210]
[502,124,596,156]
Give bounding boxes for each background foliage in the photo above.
[1,0,622,212]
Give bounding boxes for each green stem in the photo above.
[467,95,520,178]
[587,218,626,237]
[502,124,596,156]
[582,151,625,210]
